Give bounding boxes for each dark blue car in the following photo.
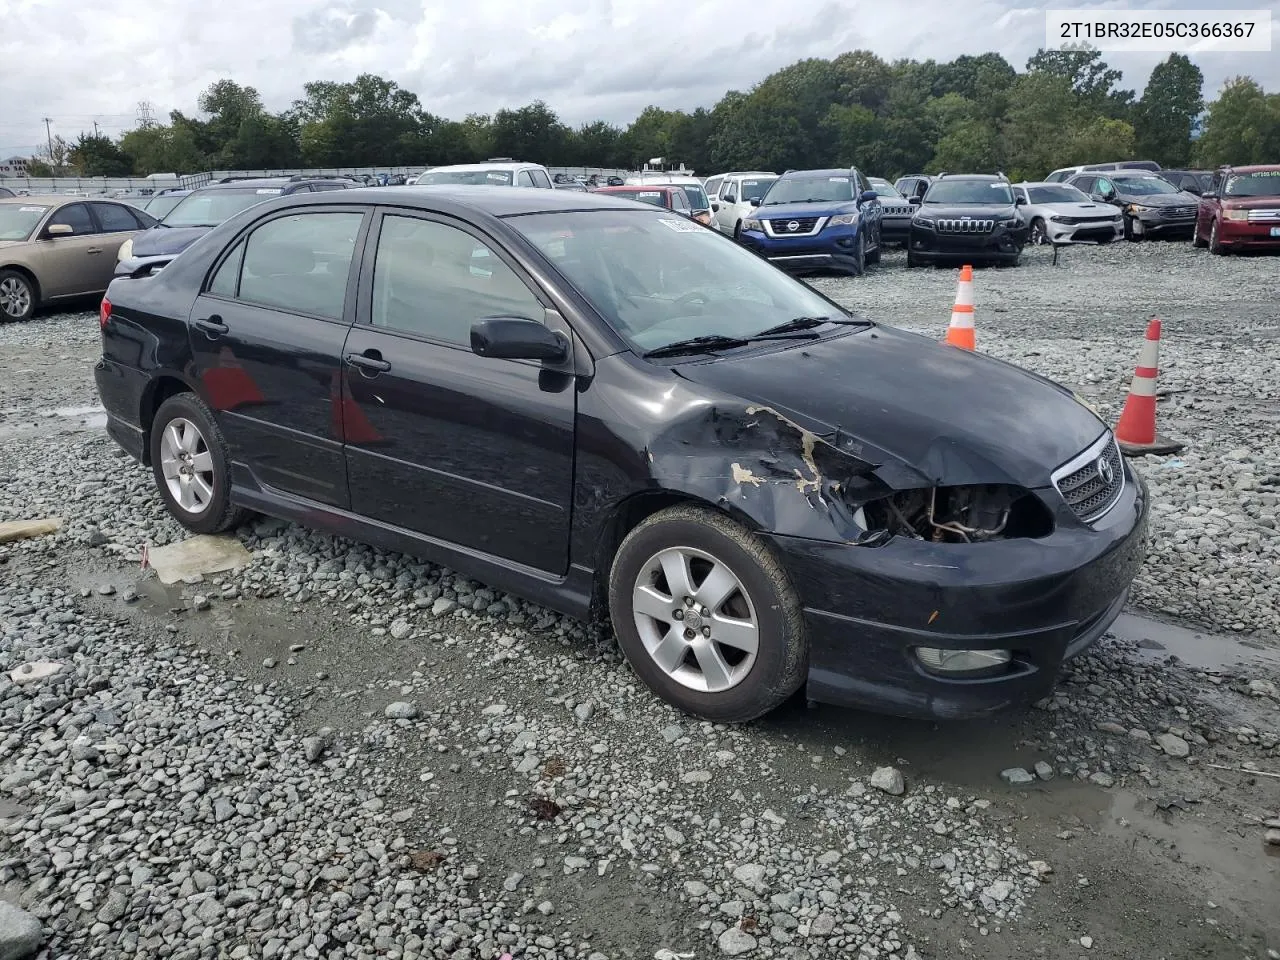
[737,167,883,276]
[115,177,354,277]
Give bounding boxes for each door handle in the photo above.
[345,351,391,373]
[194,316,229,337]
[87,247,103,255]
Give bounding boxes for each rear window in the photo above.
[418,169,514,186]
[163,188,283,228]
[610,190,670,207]
[1027,185,1089,204]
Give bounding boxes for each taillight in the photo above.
[99,298,111,329]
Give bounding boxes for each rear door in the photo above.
[340,210,576,573]
[89,202,149,289]
[188,206,369,508]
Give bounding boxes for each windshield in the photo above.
[1112,176,1179,196]
[869,181,902,199]
[0,203,49,241]
[762,176,854,205]
[163,188,281,228]
[1224,171,1280,197]
[608,189,670,207]
[511,209,853,353]
[639,182,707,209]
[924,181,1014,204]
[145,195,185,218]
[738,178,777,202]
[1027,185,1089,204]
[418,169,514,186]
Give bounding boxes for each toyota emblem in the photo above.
[787,220,800,232]
[1097,455,1114,484]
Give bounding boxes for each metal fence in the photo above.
[0,165,644,196]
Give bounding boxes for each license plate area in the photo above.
[1270,227,1280,237]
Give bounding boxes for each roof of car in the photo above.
[0,194,111,206]
[1219,163,1280,173]
[594,185,681,193]
[779,169,855,178]
[201,178,300,190]
[936,174,1006,181]
[277,184,662,217]
[423,161,545,172]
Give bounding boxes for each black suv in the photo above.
[907,174,1028,267]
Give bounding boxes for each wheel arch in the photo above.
[0,264,41,304]
[139,372,203,464]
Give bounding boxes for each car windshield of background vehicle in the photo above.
[0,204,49,241]
[655,184,707,209]
[418,169,514,186]
[739,178,776,201]
[761,176,853,205]
[146,196,184,218]
[1223,171,1280,197]
[511,210,853,353]
[1111,176,1179,196]
[870,181,901,198]
[925,181,1014,204]
[163,188,282,228]
[1028,185,1090,204]
[610,190,668,207]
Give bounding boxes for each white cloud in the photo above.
[0,0,1277,158]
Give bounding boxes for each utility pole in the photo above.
[93,120,100,137]
[43,117,53,158]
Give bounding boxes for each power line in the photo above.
[137,101,156,129]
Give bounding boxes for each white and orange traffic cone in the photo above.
[1114,318,1184,456]
[943,264,975,350]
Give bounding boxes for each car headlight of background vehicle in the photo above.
[1127,203,1154,215]
[1223,209,1249,221]
[117,238,133,262]
[828,213,859,226]
[741,217,763,232]
[912,217,935,229]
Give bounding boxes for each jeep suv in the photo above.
[907,174,1028,267]
[737,167,883,276]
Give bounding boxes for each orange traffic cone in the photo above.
[1114,318,1184,457]
[943,265,975,350]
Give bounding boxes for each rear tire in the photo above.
[608,504,807,723]
[0,269,37,323]
[149,392,248,535]
[733,220,743,242]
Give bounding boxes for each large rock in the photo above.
[869,766,905,796]
[718,927,757,956]
[0,901,42,960]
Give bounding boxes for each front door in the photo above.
[341,211,576,574]
[188,207,368,507]
[31,203,107,298]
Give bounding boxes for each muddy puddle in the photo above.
[0,403,107,441]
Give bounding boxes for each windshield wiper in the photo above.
[643,331,817,359]
[755,315,873,336]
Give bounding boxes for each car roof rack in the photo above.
[485,157,515,162]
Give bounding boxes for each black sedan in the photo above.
[94,187,1149,722]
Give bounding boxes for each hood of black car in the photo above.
[130,226,212,257]
[675,325,1107,488]
[917,203,1016,219]
[1116,191,1196,207]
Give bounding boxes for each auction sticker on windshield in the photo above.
[255,189,282,194]
[657,217,704,233]
[20,206,46,213]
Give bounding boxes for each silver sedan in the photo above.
[1012,182,1123,245]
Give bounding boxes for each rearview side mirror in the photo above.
[749,197,761,207]
[723,194,737,204]
[1014,195,1027,205]
[471,317,568,363]
[858,189,878,204]
[1200,191,1217,200]
[908,195,922,205]
[45,223,73,237]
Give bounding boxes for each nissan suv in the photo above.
[907,174,1028,267]
[737,167,883,276]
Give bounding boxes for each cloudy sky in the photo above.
[1,0,1278,161]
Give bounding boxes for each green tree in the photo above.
[68,133,133,176]
[1001,71,1082,179]
[290,74,431,166]
[1069,117,1136,165]
[1194,77,1280,165]
[1027,46,1133,118]
[569,120,622,167]
[1133,54,1203,166]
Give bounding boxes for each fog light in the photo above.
[915,647,1011,677]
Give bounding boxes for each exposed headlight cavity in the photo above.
[857,484,1055,543]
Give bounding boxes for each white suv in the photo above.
[707,171,778,237]
[417,159,554,188]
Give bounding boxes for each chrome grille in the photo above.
[1160,206,1196,219]
[1052,434,1125,523]
[936,218,995,233]
[883,205,913,217]
[766,216,819,233]
[1247,208,1280,222]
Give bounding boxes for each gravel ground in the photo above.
[1,241,1279,960]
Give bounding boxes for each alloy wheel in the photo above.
[160,417,216,514]
[1029,220,1047,245]
[0,277,31,319]
[631,546,759,693]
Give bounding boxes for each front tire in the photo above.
[1028,218,1048,246]
[865,229,881,265]
[608,505,807,723]
[849,230,866,276]
[0,270,37,323]
[1123,215,1143,242]
[149,393,247,534]
[732,220,743,242]
[1208,219,1227,255]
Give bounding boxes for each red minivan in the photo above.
[1194,164,1280,254]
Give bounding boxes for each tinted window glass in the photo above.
[371,216,543,345]
[672,190,689,211]
[923,180,1014,204]
[164,187,282,228]
[1028,185,1089,204]
[49,203,96,235]
[517,170,534,187]
[96,203,143,232]
[529,169,552,189]
[209,240,245,297]
[1223,170,1280,197]
[238,213,362,319]
[419,169,514,186]
[703,177,723,200]
[739,177,775,201]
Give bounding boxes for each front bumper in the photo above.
[1132,212,1196,236]
[739,225,867,275]
[770,470,1150,719]
[1217,219,1280,249]
[1046,219,1122,243]
[908,223,1025,262]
